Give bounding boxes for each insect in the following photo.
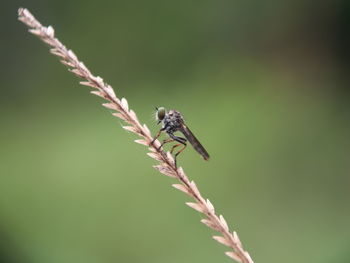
[151,107,210,167]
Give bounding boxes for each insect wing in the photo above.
[180,124,210,160]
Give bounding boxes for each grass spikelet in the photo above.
[171,184,192,196]
[213,236,232,247]
[186,202,205,213]
[18,8,254,263]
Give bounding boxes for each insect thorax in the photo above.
[163,110,184,133]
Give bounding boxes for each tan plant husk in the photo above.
[18,8,254,263]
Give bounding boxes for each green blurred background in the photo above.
[1,0,350,262]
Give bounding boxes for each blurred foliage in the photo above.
[1,0,350,262]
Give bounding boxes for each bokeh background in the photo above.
[1,0,350,262]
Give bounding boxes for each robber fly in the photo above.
[151,107,209,167]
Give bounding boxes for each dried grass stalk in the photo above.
[18,8,254,263]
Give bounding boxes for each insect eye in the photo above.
[157,107,166,120]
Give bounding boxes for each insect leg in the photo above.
[168,133,187,167]
[170,143,181,154]
[174,144,187,168]
[158,138,174,150]
[150,127,165,145]
[168,133,187,145]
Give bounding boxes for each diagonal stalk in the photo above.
[18,8,254,263]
